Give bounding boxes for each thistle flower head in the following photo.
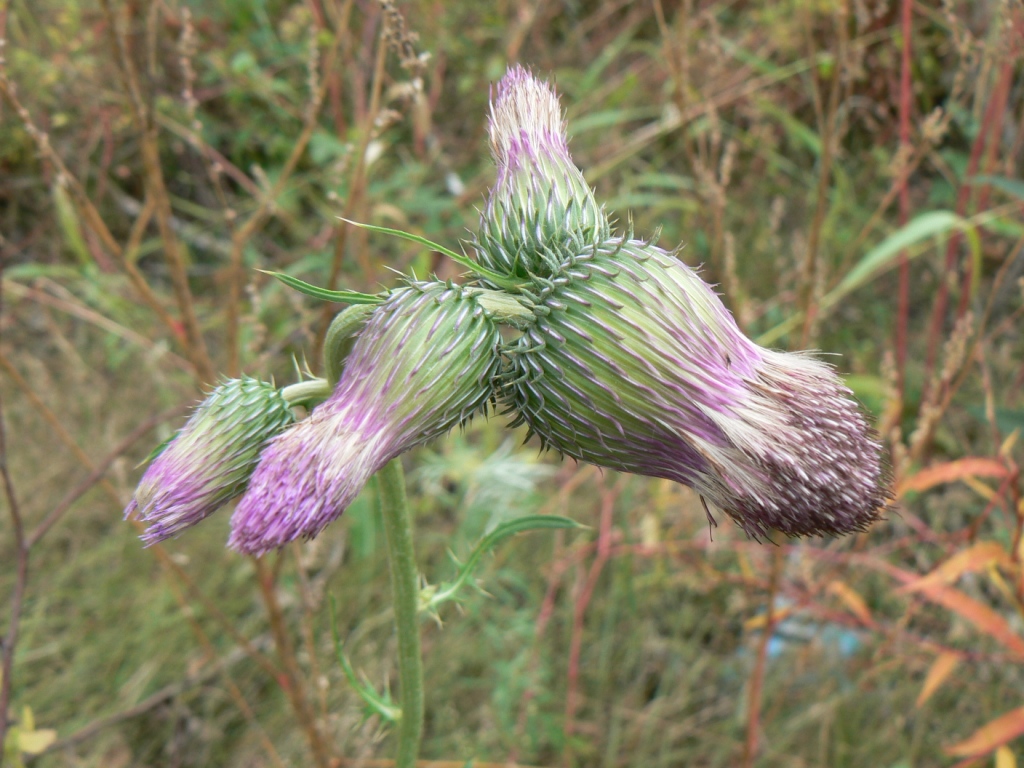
[125,377,295,545]
[229,281,503,555]
[499,239,889,538]
[477,66,608,278]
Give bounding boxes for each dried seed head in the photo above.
[125,377,295,545]
[230,281,503,555]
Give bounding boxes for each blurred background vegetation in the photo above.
[1,0,1023,766]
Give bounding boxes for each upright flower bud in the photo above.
[476,65,608,278]
[125,377,295,545]
[500,239,889,538]
[230,281,503,555]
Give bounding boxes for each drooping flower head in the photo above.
[500,239,888,537]
[125,377,295,545]
[477,65,608,278]
[480,68,889,537]
[229,281,503,555]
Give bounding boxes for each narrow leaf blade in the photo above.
[339,218,524,291]
[832,211,966,299]
[916,651,960,708]
[261,270,384,304]
[946,706,1024,757]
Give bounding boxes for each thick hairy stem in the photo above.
[378,460,424,768]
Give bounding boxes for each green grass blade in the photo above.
[830,210,976,300]
[757,210,979,347]
[969,174,1024,201]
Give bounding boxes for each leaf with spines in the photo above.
[330,598,401,723]
[421,514,582,613]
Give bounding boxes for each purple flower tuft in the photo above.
[229,281,503,555]
[125,377,295,545]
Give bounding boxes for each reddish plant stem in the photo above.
[563,479,621,746]
[799,5,844,348]
[99,0,215,383]
[313,20,386,366]
[0,265,29,768]
[255,557,332,768]
[741,548,783,768]
[895,0,913,399]
[224,22,342,377]
[923,63,1012,393]
[955,60,1015,318]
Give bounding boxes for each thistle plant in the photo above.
[123,64,889,768]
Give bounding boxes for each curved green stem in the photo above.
[377,459,423,768]
[279,378,332,407]
[324,304,374,385]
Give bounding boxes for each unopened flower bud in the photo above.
[230,281,503,555]
[125,377,295,545]
[477,65,608,278]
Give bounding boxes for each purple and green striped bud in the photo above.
[476,65,609,279]
[125,377,295,545]
[499,239,889,538]
[480,67,889,538]
[229,281,504,555]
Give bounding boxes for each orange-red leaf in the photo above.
[946,706,1024,757]
[913,583,1024,659]
[827,580,875,626]
[898,458,1009,498]
[901,542,1013,594]
[916,651,961,708]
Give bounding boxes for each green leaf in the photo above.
[259,270,384,304]
[424,515,582,611]
[18,729,56,756]
[831,210,977,299]
[969,174,1024,201]
[52,183,92,268]
[339,218,524,291]
[757,208,992,347]
[329,598,401,723]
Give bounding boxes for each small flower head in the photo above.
[230,281,503,555]
[477,66,608,278]
[125,377,295,545]
[499,239,889,538]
